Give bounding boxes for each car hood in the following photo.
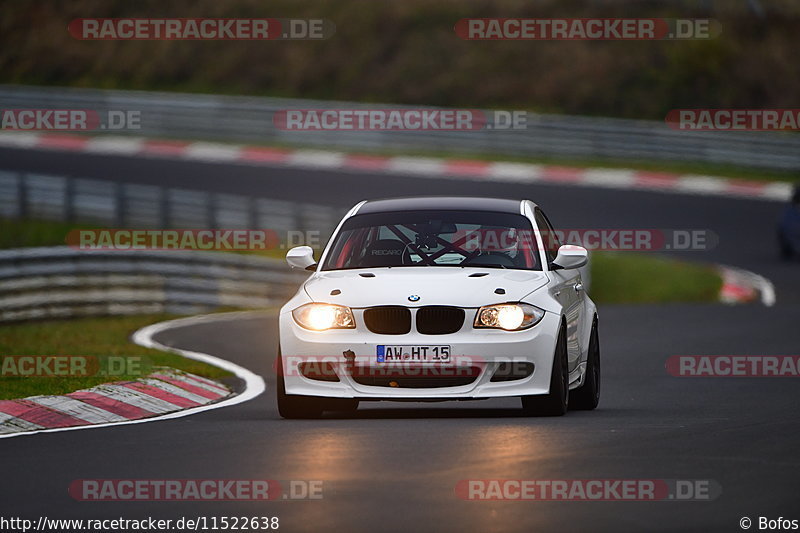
[303,267,549,308]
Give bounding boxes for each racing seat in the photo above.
[464,252,516,268]
[361,239,408,267]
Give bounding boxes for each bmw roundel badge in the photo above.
[408,295,421,302]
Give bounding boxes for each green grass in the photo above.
[0,218,99,249]
[589,252,723,304]
[0,314,232,400]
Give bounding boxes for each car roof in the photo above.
[355,197,526,215]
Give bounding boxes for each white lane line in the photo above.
[759,277,777,307]
[0,311,269,439]
[26,396,128,424]
[718,265,777,307]
[0,412,45,434]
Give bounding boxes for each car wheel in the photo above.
[521,323,568,417]
[327,398,359,413]
[276,348,323,419]
[570,318,600,411]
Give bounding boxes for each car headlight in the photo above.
[292,303,355,331]
[473,303,545,331]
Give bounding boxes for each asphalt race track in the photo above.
[1,146,799,532]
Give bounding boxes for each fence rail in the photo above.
[0,246,309,322]
[0,168,340,321]
[0,169,345,240]
[1,84,799,171]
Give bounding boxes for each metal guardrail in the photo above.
[1,84,799,171]
[0,168,340,321]
[0,169,345,239]
[0,246,309,322]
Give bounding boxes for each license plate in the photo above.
[377,345,451,363]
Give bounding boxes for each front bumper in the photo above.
[278,309,561,399]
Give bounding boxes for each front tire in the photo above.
[276,349,323,419]
[326,398,359,413]
[570,318,600,411]
[521,324,568,417]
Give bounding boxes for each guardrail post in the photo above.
[208,192,218,229]
[17,172,28,218]
[115,182,126,226]
[17,173,28,219]
[248,196,257,231]
[159,187,170,228]
[64,175,75,224]
[295,204,306,236]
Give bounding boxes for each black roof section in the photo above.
[357,197,522,215]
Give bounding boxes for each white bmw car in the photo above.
[277,197,599,418]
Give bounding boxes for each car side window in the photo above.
[534,208,560,264]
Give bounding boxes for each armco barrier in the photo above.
[0,246,309,322]
[0,169,345,240]
[1,85,798,171]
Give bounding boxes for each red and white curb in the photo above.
[0,368,229,436]
[0,132,792,202]
[718,265,776,306]
[0,312,268,439]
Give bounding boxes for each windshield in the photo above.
[322,210,540,271]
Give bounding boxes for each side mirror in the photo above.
[286,246,317,271]
[551,244,588,270]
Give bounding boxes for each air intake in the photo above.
[363,306,411,335]
[416,306,465,335]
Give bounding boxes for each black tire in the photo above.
[276,349,323,419]
[570,318,600,411]
[327,398,359,413]
[521,323,568,417]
